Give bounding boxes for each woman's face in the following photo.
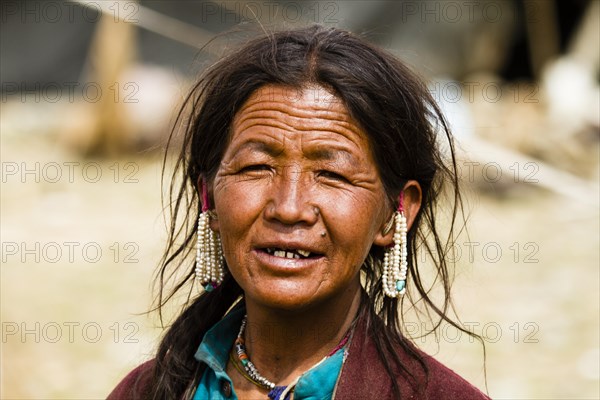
[212,84,391,311]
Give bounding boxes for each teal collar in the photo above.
[194,305,245,372]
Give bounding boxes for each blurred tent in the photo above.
[2,0,593,84]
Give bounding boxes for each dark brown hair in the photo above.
[150,25,482,399]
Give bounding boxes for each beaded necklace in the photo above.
[232,315,353,400]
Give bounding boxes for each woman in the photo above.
[108,25,490,399]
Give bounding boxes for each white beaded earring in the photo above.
[195,180,224,292]
[382,191,408,298]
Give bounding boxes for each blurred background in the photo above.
[1,0,598,398]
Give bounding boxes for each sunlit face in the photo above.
[211,85,391,312]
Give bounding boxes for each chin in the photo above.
[245,281,329,312]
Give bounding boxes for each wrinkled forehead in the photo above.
[230,84,370,146]
[233,84,351,125]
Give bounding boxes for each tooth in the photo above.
[293,253,300,259]
[285,251,295,259]
[297,249,310,257]
[274,250,286,258]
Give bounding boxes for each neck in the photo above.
[241,285,362,386]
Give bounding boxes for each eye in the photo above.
[318,170,349,183]
[239,164,271,173]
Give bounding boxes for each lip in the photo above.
[252,248,325,272]
[251,239,326,273]
[253,239,325,256]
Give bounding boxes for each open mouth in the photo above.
[263,248,320,260]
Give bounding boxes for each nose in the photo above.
[264,164,318,226]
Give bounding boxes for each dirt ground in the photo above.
[1,107,598,399]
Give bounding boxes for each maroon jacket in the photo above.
[108,314,490,400]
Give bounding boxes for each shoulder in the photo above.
[107,359,155,400]
[336,316,490,400]
[417,351,490,399]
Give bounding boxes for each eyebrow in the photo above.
[234,140,283,157]
[304,146,358,164]
[233,139,359,165]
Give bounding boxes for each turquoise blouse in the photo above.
[192,306,347,400]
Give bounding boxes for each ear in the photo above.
[373,180,422,247]
[197,176,220,233]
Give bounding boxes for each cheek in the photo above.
[215,178,266,221]
[320,191,382,254]
[214,180,265,258]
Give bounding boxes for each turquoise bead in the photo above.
[204,283,214,292]
[396,280,405,291]
[241,359,249,366]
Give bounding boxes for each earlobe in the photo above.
[373,212,396,247]
[373,191,394,247]
[208,210,220,233]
